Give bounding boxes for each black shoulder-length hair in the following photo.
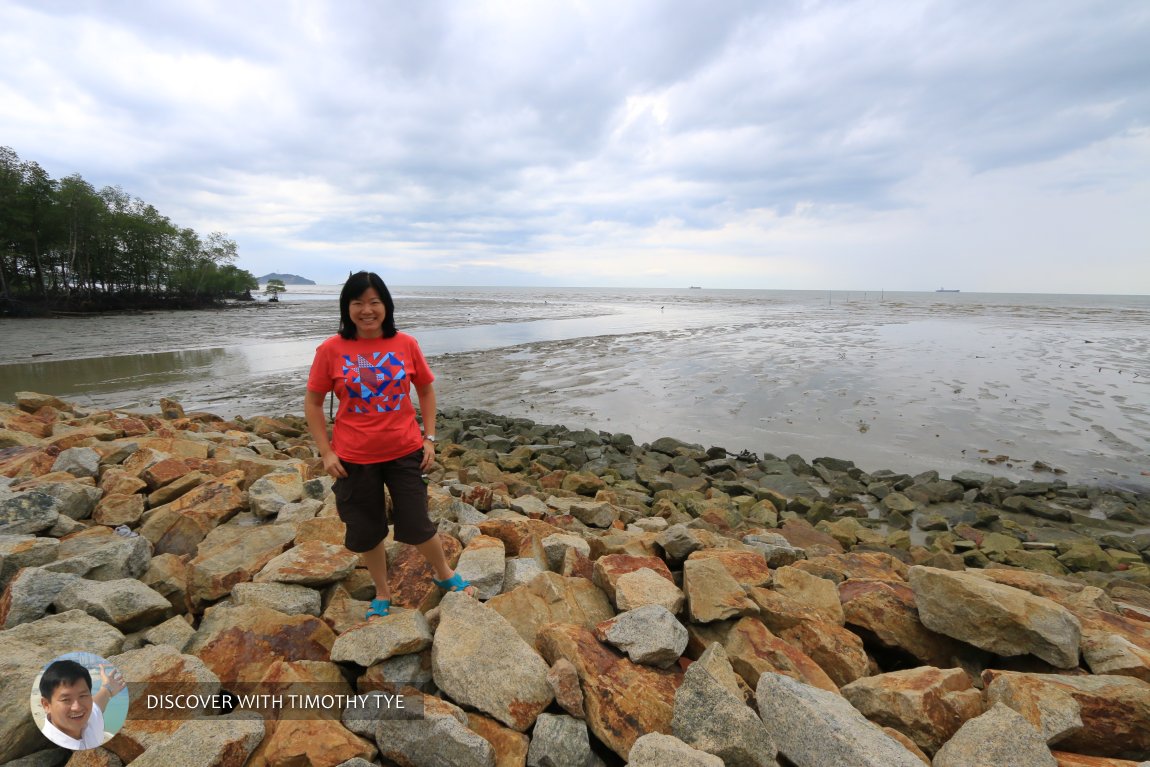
[339,271,397,339]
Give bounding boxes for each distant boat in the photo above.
[688,286,702,289]
[936,288,960,293]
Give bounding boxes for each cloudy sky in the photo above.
[2,1,1147,292]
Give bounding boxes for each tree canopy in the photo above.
[1,146,257,311]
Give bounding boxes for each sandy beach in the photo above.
[1,287,1147,490]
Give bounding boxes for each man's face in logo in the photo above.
[41,678,93,739]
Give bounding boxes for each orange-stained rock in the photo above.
[295,515,348,546]
[775,518,844,557]
[92,492,146,527]
[746,586,825,630]
[147,470,205,507]
[99,468,148,496]
[839,578,969,668]
[0,405,54,437]
[142,553,189,614]
[486,571,615,648]
[388,533,463,611]
[187,524,297,607]
[777,619,870,688]
[251,718,376,767]
[246,659,377,767]
[321,584,371,635]
[102,416,151,437]
[682,556,758,623]
[0,445,58,478]
[685,549,772,588]
[255,540,360,587]
[592,553,674,603]
[537,622,682,760]
[982,670,1150,759]
[103,644,221,764]
[547,657,586,719]
[45,424,117,449]
[562,545,595,581]
[467,712,531,767]
[133,436,212,460]
[139,471,247,556]
[64,747,123,766]
[185,604,337,683]
[1052,752,1149,767]
[724,617,839,694]
[796,551,910,582]
[479,517,566,564]
[841,666,984,754]
[142,457,192,490]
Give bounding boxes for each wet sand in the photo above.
[2,288,1147,490]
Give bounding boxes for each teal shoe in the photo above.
[433,572,473,593]
[366,598,391,620]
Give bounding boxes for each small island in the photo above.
[257,273,316,286]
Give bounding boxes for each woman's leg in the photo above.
[414,534,477,596]
[360,539,393,601]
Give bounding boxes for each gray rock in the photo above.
[526,713,592,767]
[343,691,496,767]
[673,662,777,766]
[505,557,545,591]
[331,608,433,666]
[456,538,507,599]
[742,532,806,567]
[0,566,81,628]
[51,446,101,478]
[41,534,152,580]
[0,534,60,589]
[908,566,1082,668]
[232,581,323,616]
[952,471,995,489]
[451,499,490,525]
[248,471,304,518]
[366,650,435,693]
[125,713,264,767]
[755,473,819,499]
[254,541,358,586]
[755,672,926,767]
[2,748,73,767]
[273,498,324,524]
[143,615,197,651]
[53,577,172,632]
[933,702,1056,767]
[656,524,702,562]
[432,591,553,731]
[568,501,619,529]
[542,533,591,572]
[302,475,334,500]
[0,610,124,763]
[0,491,61,535]
[627,733,724,766]
[510,495,551,516]
[29,481,102,520]
[597,604,687,668]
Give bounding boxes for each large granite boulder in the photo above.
[672,661,778,766]
[932,702,1056,767]
[432,591,553,731]
[908,566,1082,668]
[754,672,926,767]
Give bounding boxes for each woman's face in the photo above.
[349,287,387,338]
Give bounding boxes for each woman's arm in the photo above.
[304,389,347,478]
[414,381,437,471]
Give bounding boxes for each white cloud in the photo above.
[1,0,1147,291]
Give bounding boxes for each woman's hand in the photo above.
[420,439,435,472]
[323,452,347,479]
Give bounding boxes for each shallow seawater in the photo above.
[1,288,1147,489]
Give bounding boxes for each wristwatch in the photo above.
[423,434,437,443]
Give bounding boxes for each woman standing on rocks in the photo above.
[304,270,475,620]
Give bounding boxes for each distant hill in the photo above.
[256,273,316,285]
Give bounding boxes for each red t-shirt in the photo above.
[306,332,435,464]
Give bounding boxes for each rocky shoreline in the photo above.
[1,392,1149,766]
